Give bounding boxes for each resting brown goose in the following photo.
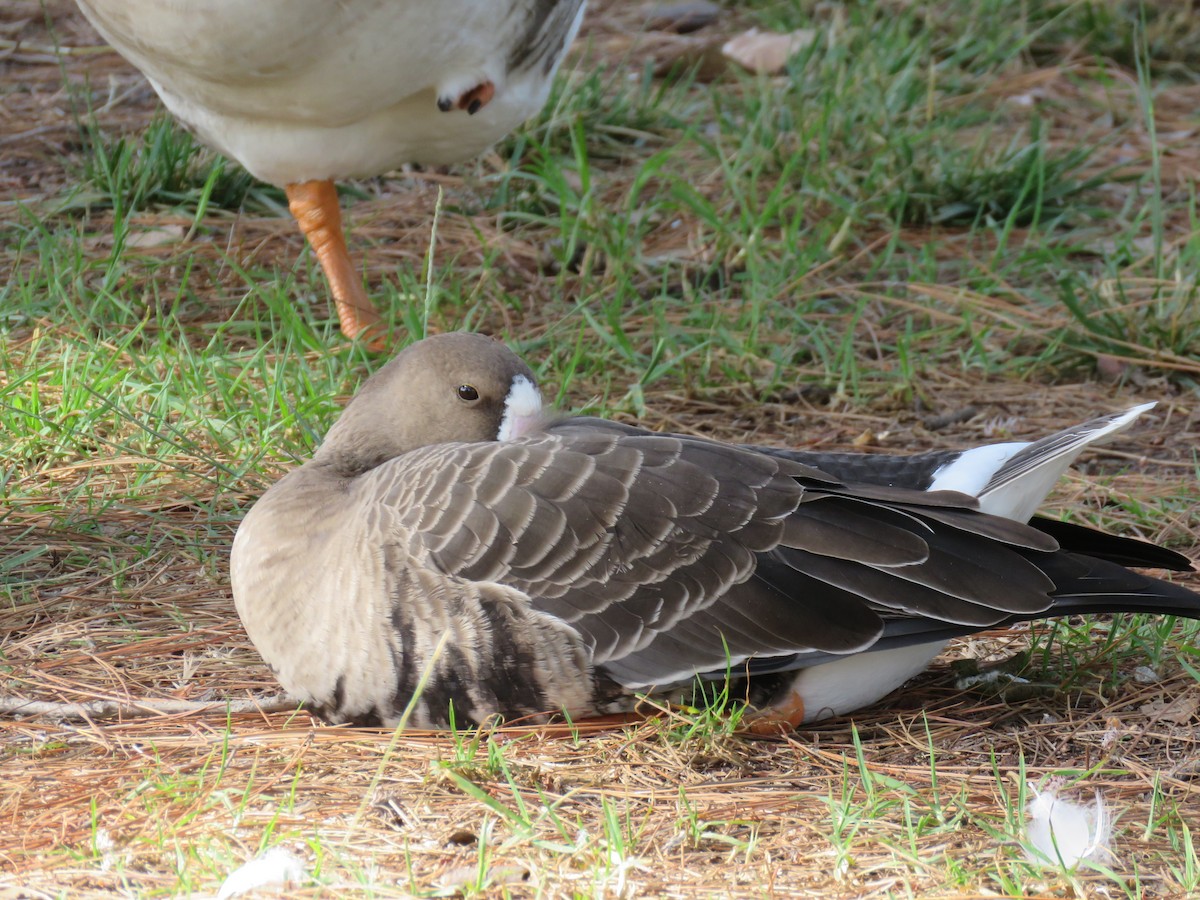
[230,333,1200,728]
[74,0,586,341]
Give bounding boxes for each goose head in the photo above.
[314,332,541,478]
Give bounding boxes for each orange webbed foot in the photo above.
[741,693,805,736]
[436,81,496,116]
[458,81,495,115]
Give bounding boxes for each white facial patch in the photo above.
[497,375,542,441]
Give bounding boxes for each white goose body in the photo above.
[75,0,586,185]
[230,335,1199,729]
[74,0,586,338]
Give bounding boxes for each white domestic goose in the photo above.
[74,0,587,341]
[230,333,1199,728]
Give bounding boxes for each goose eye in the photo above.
[457,384,480,402]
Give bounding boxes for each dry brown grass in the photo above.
[3,1,1200,897]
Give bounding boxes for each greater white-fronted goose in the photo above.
[74,0,586,341]
[230,333,1200,728]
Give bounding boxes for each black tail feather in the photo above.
[1031,516,1193,571]
[715,545,1200,680]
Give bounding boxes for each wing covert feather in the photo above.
[366,421,1067,692]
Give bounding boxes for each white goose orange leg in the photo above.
[285,180,383,343]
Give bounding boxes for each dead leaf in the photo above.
[86,223,187,251]
[1133,665,1161,684]
[721,27,816,75]
[1140,693,1199,725]
[125,223,187,248]
[1095,354,1131,383]
[851,429,876,447]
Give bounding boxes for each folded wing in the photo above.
[377,419,1068,694]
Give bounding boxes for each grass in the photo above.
[2,0,1199,896]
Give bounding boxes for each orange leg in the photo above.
[285,180,384,343]
[743,693,805,736]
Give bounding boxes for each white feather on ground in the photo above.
[216,847,308,899]
[1025,782,1113,869]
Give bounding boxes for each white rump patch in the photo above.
[498,375,543,441]
[929,443,1026,496]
